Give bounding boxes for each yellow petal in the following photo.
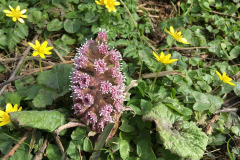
[168,59,178,64]
[115,1,120,5]
[13,104,18,112]
[164,28,171,35]
[39,53,46,59]
[41,41,48,48]
[0,121,10,126]
[16,5,20,12]
[45,47,53,51]
[20,15,28,18]
[18,18,25,23]
[6,14,13,17]
[153,51,159,60]
[166,54,171,60]
[180,38,189,44]
[18,107,22,111]
[32,51,39,56]
[3,10,11,14]
[216,71,222,80]
[44,52,52,55]
[35,40,40,48]
[170,26,175,34]
[160,52,165,60]
[9,5,14,11]
[0,110,6,117]
[28,42,37,50]
[227,81,235,86]
[5,103,13,113]
[12,17,17,22]
[21,9,27,14]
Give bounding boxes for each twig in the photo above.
[47,39,66,62]
[0,35,38,95]
[2,128,33,160]
[0,61,73,88]
[205,115,218,135]
[33,136,49,160]
[210,10,240,19]
[161,46,214,50]
[54,122,85,155]
[215,108,238,114]
[142,70,181,79]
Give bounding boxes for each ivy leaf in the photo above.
[64,19,81,33]
[83,137,93,152]
[143,103,208,160]
[47,19,64,31]
[33,64,72,108]
[9,110,68,133]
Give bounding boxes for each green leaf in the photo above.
[164,97,193,116]
[9,143,32,160]
[119,140,130,160]
[228,46,240,60]
[0,29,7,46]
[137,139,157,160]
[9,110,68,133]
[6,28,20,51]
[66,141,81,160]
[143,103,208,160]
[234,81,240,96]
[231,126,240,136]
[33,64,72,108]
[65,11,82,18]
[85,11,99,23]
[53,39,71,57]
[46,144,62,160]
[47,19,64,31]
[61,34,76,45]
[83,137,93,152]
[64,19,81,33]
[5,92,22,105]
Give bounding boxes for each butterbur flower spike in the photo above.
[71,30,125,132]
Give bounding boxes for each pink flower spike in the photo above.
[99,104,113,116]
[100,81,112,94]
[78,73,91,89]
[82,93,94,106]
[86,111,98,124]
[110,67,120,78]
[94,59,108,74]
[97,44,108,54]
[97,29,108,42]
[74,54,89,69]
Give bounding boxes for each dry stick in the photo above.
[0,35,39,96]
[161,46,214,50]
[215,108,238,114]
[47,39,66,62]
[0,61,73,88]
[210,10,240,19]
[2,128,33,160]
[142,70,181,79]
[33,137,49,160]
[54,122,85,155]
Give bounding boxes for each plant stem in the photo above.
[39,57,42,72]
[119,0,137,28]
[149,65,164,92]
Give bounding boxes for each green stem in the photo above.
[119,0,137,28]
[39,57,43,72]
[149,65,164,92]
[210,84,222,94]
[227,137,234,160]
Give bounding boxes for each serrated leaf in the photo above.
[143,103,208,160]
[33,64,72,108]
[47,19,64,31]
[17,23,29,37]
[64,19,81,33]
[10,110,68,133]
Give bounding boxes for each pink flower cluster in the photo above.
[71,29,125,132]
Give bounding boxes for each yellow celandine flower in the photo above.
[153,51,178,64]
[216,71,235,86]
[3,5,27,23]
[95,0,120,12]
[28,40,53,59]
[0,103,22,126]
[164,26,189,44]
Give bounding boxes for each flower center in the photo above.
[12,10,21,19]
